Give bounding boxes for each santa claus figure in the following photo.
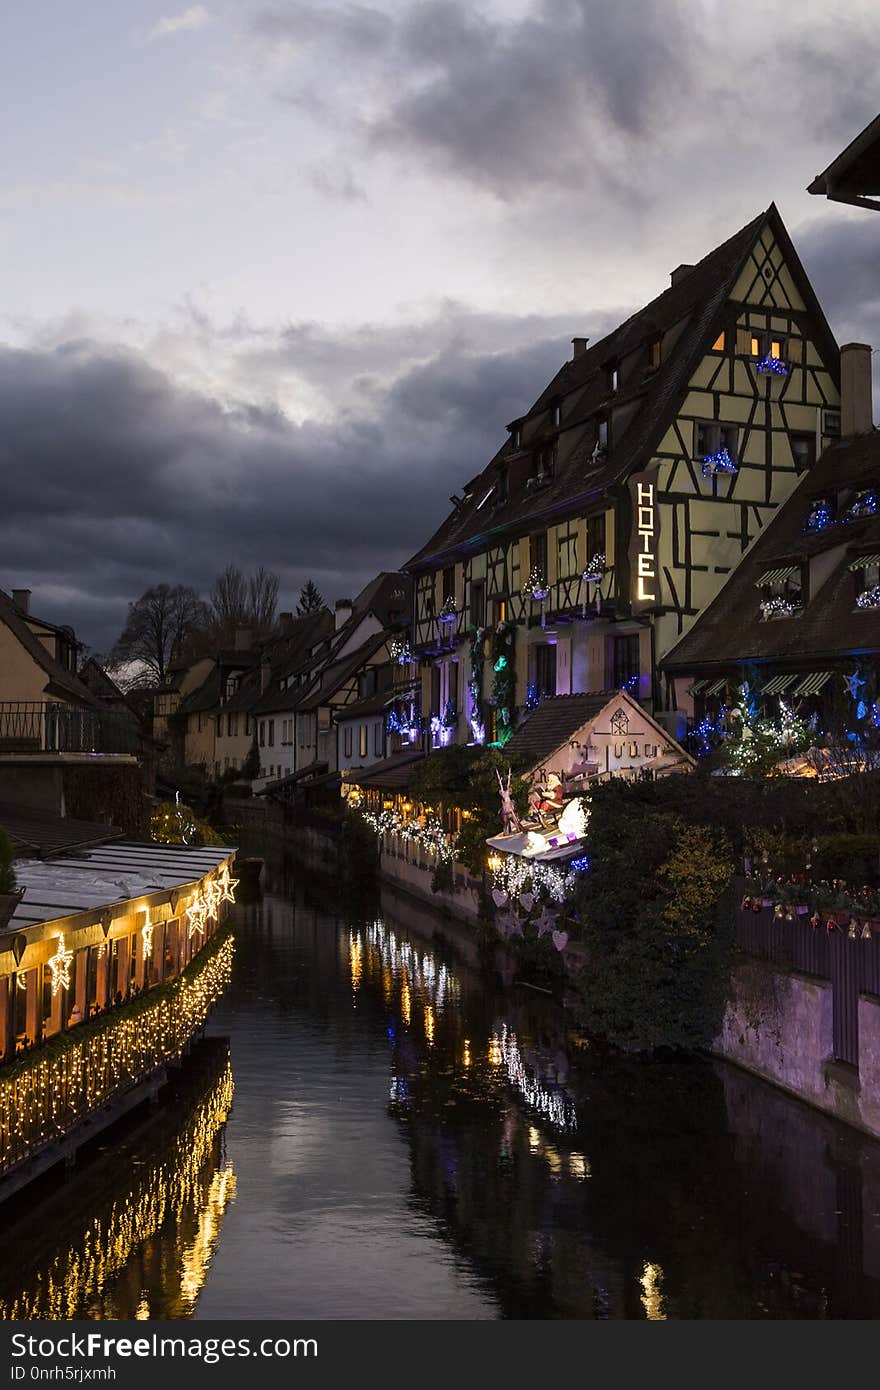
[529,772,566,823]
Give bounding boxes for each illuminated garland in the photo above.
[357,806,457,863]
[489,853,579,903]
[0,1059,235,1320]
[46,935,74,997]
[491,621,517,742]
[582,553,606,584]
[468,626,486,744]
[722,690,811,776]
[386,707,421,738]
[702,449,738,477]
[438,596,458,624]
[756,354,788,375]
[388,637,414,665]
[521,567,550,602]
[856,585,880,610]
[760,594,801,619]
[0,931,235,1175]
[805,501,834,532]
[844,489,878,521]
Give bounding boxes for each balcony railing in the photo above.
[0,702,139,756]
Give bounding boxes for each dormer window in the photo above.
[531,441,556,485]
[791,434,816,473]
[851,554,880,609]
[647,336,662,370]
[843,488,878,522]
[511,423,522,450]
[552,401,561,428]
[757,565,803,620]
[596,418,609,454]
[607,364,619,393]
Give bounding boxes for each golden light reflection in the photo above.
[349,935,363,993]
[462,1039,471,1068]
[401,973,411,1027]
[640,1261,666,1320]
[528,1125,541,1153]
[488,1035,502,1067]
[0,1057,235,1320]
[568,1152,591,1180]
[424,1005,435,1046]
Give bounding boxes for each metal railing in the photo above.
[0,702,139,755]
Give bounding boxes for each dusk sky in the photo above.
[2,1,878,650]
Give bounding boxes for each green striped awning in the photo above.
[761,673,798,695]
[756,566,799,588]
[704,678,728,697]
[792,671,833,697]
[848,553,880,570]
[689,679,708,695]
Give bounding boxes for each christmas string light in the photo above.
[756,354,788,375]
[141,920,154,958]
[856,585,880,610]
[0,932,234,1177]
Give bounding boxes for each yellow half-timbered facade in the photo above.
[402,204,840,747]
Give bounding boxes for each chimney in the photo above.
[11,589,31,615]
[233,625,252,651]
[335,598,353,630]
[840,342,874,437]
[278,611,294,634]
[571,337,589,359]
[670,264,695,287]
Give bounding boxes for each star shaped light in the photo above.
[47,934,74,996]
[186,896,207,939]
[217,864,239,906]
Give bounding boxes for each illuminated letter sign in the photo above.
[628,470,661,614]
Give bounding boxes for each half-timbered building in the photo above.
[401,204,841,746]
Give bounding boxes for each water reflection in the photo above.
[0,1040,235,1320]
[3,863,880,1320]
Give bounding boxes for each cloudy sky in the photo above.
[2,0,878,649]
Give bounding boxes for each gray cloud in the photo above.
[0,319,575,649]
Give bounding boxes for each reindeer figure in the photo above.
[496,768,521,835]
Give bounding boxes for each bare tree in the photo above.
[111,584,209,685]
[209,564,249,633]
[248,566,279,633]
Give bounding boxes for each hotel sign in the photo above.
[629,469,661,614]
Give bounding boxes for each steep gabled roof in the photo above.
[808,112,880,209]
[405,206,838,570]
[663,432,880,671]
[0,589,96,706]
[295,631,389,711]
[504,689,695,776]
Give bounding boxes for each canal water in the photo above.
[1,858,879,1320]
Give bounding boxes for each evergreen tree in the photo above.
[297,580,324,614]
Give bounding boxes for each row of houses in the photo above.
[3,121,878,811]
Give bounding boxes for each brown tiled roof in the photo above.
[334,689,396,721]
[503,692,619,767]
[405,205,838,569]
[0,803,122,858]
[663,432,880,672]
[0,590,96,707]
[355,749,425,791]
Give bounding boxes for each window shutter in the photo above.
[735,327,752,355]
[787,337,803,364]
[555,637,572,696]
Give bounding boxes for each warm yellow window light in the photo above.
[711,331,725,352]
[771,339,782,359]
[750,335,761,357]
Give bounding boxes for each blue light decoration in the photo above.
[691,705,729,758]
[756,354,788,375]
[569,856,590,874]
[621,674,640,695]
[844,489,878,522]
[525,680,542,711]
[701,448,738,478]
[805,500,833,532]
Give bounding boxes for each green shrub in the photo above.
[0,827,15,895]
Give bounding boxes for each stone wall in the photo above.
[716,956,880,1140]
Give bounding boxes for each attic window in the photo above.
[647,337,662,370]
[596,418,609,454]
[758,565,803,620]
[711,331,726,352]
[511,424,522,450]
[607,365,619,393]
[551,402,561,428]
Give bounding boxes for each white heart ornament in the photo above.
[518,893,535,913]
[492,888,508,908]
[551,930,568,953]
